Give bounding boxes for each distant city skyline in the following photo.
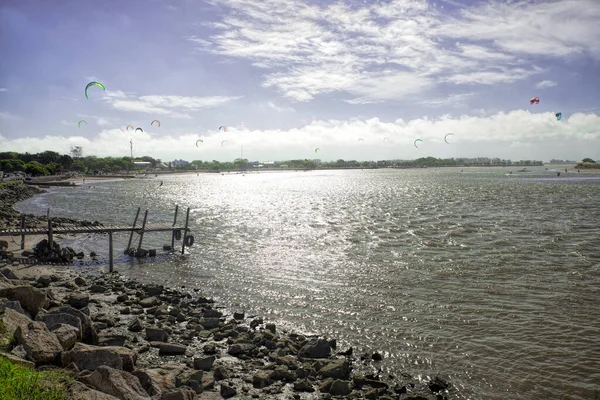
[1,0,599,162]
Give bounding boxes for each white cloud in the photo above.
[262,102,295,113]
[536,80,557,89]
[105,93,242,115]
[0,88,8,92]
[191,0,598,103]
[2,110,599,162]
[419,92,476,108]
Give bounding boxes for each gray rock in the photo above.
[51,323,79,350]
[160,388,196,400]
[98,334,128,347]
[199,318,220,329]
[61,342,137,371]
[90,285,107,293]
[193,355,215,371]
[159,343,187,355]
[265,323,276,334]
[228,343,256,357]
[329,379,351,396]
[253,370,273,388]
[298,338,331,359]
[69,381,120,400]
[0,276,47,318]
[37,275,52,288]
[56,305,98,345]
[81,366,148,400]
[0,267,19,280]
[233,311,244,320]
[145,285,164,296]
[145,327,169,342]
[139,296,159,308]
[220,383,237,398]
[132,363,186,396]
[319,358,349,379]
[74,277,87,287]
[128,317,144,332]
[68,292,90,309]
[15,321,63,364]
[38,312,82,339]
[293,379,315,392]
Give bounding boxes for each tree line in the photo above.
[1,149,546,177]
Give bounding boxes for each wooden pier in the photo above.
[0,206,194,272]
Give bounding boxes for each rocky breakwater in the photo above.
[0,266,452,400]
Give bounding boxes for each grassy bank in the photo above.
[0,310,72,400]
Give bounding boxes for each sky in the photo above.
[1,0,599,163]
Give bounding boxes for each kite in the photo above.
[85,82,105,99]
[151,120,161,127]
[530,97,540,105]
[414,138,423,148]
[126,125,134,131]
[358,138,364,142]
[221,140,227,147]
[196,139,203,147]
[219,126,227,132]
[555,112,562,121]
[315,148,320,153]
[383,137,391,143]
[78,120,87,128]
[135,127,143,133]
[444,133,454,144]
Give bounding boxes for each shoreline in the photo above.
[1,181,453,399]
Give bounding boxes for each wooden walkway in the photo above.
[0,206,193,272]
[0,223,187,236]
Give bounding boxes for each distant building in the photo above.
[133,161,152,170]
[172,159,190,168]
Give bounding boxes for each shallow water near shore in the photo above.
[15,167,600,399]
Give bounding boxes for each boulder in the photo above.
[145,327,169,342]
[329,379,351,396]
[132,363,187,396]
[0,276,47,318]
[0,268,19,280]
[160,388,196,400]
[14,321,63,364]
[139,296,159,308]
[193,355,215,371]
[68,292,90,309]
[61,343,137,371]
[81,366,148,400]
[253,370,273,388]
[220,383,236,398]
[0,306,33,344]
[38,311,82,339]
[69,381,121,400]
[98,334,128,347]
[198,318,220,329]
[55,305,98,344]
[128,317,144,332]
[51,323,79,350]
[319,358,349,379]
[298,338,331,358]
[159,343,187,356]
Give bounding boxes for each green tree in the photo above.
[25,162,48,176]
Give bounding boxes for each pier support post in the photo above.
[137,210,149,253]
[20,215,25,250]
[181,207,190,255]
[125,207,141,253]
[109,231,114,272]
[171,205,179,251]
[47,208,53,251]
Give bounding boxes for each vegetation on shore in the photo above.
[575,158,599,169]
[2,149,554,175]
[0,309,72,400]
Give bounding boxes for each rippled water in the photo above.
[16,167,600,399]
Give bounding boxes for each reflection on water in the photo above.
[16,167,600,400]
